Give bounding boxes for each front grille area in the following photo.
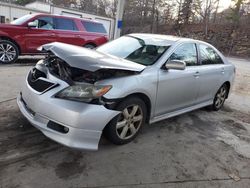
[27,68,57,93]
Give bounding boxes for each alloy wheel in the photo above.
[116,105,143,140]
[0,42,17,63]
[214,85,227,109]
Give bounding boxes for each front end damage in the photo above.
[45,54,138,85]
[17,42,145,150]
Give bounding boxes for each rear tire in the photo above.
[211,84,229,111]
[0,40,19,64]
[104,97,147,145]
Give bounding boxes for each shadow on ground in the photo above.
[1,100,250,188]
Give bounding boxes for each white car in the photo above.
[17,34,235,150]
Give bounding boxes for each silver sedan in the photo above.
[17,34,235,150]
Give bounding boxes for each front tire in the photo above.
[0,40,19,64]
[84,44,96,49]
[211,84,229,111]
[104,97,147,145]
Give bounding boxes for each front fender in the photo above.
[98,68,158,116]
[0,30,10,38]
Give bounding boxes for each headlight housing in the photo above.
[56,83,112,103]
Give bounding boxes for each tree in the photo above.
[108,0,118,18]
[179,0,193,25]
[212,0,220,23]
[96,0,109,16]
[230,0,245,27]
[192,0,218,35]
[151,0,156,32]
[78,0,97,14]
[51,0,72,7]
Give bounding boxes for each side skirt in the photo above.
[150,100,213,124]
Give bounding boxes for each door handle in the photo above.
[50,33,56,36]
[75,35,81,38]
[221,68,225,74]
[193,71,200,78]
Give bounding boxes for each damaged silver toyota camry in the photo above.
[17,34,235,150]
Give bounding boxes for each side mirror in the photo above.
[27,22,37,28]
[165,60,186,70]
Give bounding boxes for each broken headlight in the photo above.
[56,83,112,102]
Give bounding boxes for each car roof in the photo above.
[128,33,203,45]
[31,13,101,24]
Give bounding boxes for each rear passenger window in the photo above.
[199,44,224,65]
[55,18,78,31]
[82,21,107,34]
[168,43,198,66]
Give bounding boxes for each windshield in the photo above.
[11,14,33,25]
[97,36,170,66]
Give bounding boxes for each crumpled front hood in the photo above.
[39,42,146,72]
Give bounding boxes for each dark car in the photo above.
[0,13,108,63]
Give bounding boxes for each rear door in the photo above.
[24,16,57,53]
[155,43,201,116]
[54,17,85,46]
[196,43,225,103]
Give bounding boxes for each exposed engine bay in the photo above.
[41,54,139,84]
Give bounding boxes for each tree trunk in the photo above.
[151,0,156,33]
[233,0,243,28]
[213,0,220,23]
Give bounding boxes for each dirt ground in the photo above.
[0,57,250,188]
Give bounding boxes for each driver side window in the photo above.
[169,43,198,66]
[33,17,54,30]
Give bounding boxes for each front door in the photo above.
[155,43,200,116]
[24,16,57,53]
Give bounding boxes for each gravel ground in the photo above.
[0,57,250,188]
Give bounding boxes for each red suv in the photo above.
[0,14,109,63]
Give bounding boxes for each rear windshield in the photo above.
[82,21,107,34]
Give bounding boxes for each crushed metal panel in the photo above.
[39,42,146,72]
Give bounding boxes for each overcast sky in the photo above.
[218,0,233,12]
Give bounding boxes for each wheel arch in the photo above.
[0,36,21,55]
[109,92,152,123]
[103,92,152,144]
[84,42,97,48]
[223,81,231,98]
